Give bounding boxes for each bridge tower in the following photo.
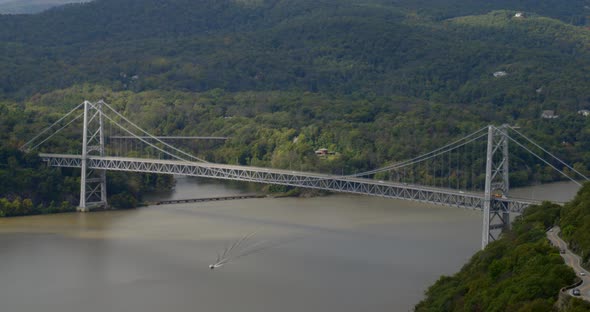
[482,125,510,249]
[79,100,107,211]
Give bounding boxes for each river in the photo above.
[0,177,579,312]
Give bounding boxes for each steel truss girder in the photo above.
[40,154,537,212]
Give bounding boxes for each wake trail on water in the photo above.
[209,232,299,269]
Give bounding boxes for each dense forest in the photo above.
[561,183,590,271]
[0,144,174,216]
[0,0,589,212]
[1,2,589,109]
[1,1,589,309]
[415,184,590,311]
[0,98,174,215]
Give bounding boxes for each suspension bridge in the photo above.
[21,100,589,249]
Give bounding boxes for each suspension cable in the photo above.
[95,102,242,179]
[21,102,85,151]
[99,101,208,163]
[26,111,84,152]
[505,134,582,186]
[350,130,488,177]
[508,126,589,181]
[348,126,489,177]
[96,109,191,162]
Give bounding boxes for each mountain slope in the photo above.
[0,1,589,113]
[386,0,589,24]
[0,0,589,178]
[415,198,589,312]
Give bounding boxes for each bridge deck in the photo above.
[39,153,537,213]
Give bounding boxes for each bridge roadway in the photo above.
[40,153,536,213]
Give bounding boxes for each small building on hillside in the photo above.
[493,71,507,78]
[315,148,335,157]
[541,110,558,119]
[514,12,525,18]
[578,109,590,117]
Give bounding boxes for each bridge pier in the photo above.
[79,100,108,211]
[482,125,510,249]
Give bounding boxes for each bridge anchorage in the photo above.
[21,100,588,249]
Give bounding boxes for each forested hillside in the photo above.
[561,183,590,270]
[0,0,91,14]
[1,0,589,210]
[415,185,590,311]
[1,0,589,108]
[0,100,173,214]
[386,0,589,24]
[2,1,589,309]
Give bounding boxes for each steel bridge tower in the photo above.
[79,100,107,211]
[482,125,510,249]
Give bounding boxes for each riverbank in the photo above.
[0,198,75,217]
[415,183,590,311]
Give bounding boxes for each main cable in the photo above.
[99,101,208,163]
[508,126,589,181]
[505,133,582,186]
[27,111,84,152]
[21,102,85,151]
[349,130,488,178]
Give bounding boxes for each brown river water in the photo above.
[0,177,579,312]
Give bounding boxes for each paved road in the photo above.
[547,226,590,301]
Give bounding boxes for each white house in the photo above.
[541,110,558,119]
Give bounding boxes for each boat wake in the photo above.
[209,232,294,270]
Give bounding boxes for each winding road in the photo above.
[547,226,590,301]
